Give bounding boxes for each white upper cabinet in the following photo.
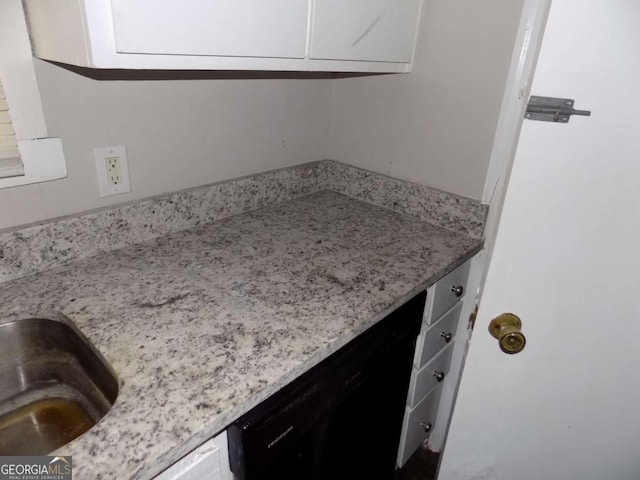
[23,0,423,73]
[310,0,422,63]
[111,0,307,59]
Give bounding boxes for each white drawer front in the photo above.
[415,302,462,369]
[397,384,442,467]
[408,342,454,407]
[429,261,471,323]
[155,431,230,480]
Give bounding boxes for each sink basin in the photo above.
[0,313,118,455]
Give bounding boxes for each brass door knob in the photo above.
[489,313,526,354]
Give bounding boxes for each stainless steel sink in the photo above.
[0,313,118,455]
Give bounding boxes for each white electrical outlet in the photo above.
[105,157,122,186]
[94,145,131,197]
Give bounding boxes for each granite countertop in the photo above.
[0,191,482,479]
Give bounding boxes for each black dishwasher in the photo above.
[228,291,426,480]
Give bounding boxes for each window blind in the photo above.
[0,80,24,179]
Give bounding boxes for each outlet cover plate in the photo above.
[94,145,131,197]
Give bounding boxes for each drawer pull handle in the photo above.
[440,332,453,343]
[433,370,445,382]
[420,421,433,433]
[451,285,464,297]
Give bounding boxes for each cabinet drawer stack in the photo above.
[397,260,471,467]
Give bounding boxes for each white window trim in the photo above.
[0,80,24,178]
[0,0,66,189]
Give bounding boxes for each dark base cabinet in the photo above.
[228,292,426,480]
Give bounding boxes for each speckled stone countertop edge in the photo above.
[324,160,488,239]
[0,160,487,285]
[135,242,483,480]
[0,190,484,480]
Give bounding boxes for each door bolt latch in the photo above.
[525,96,591,123]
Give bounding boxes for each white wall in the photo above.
[0,61,332,229]
[328,0,525,201]
[0,0,526,229]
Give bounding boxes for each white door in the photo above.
[439,1,640,479]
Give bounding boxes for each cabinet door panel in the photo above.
[156,432,230,480]
[310,0,421,62]
[111,0,308,59]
